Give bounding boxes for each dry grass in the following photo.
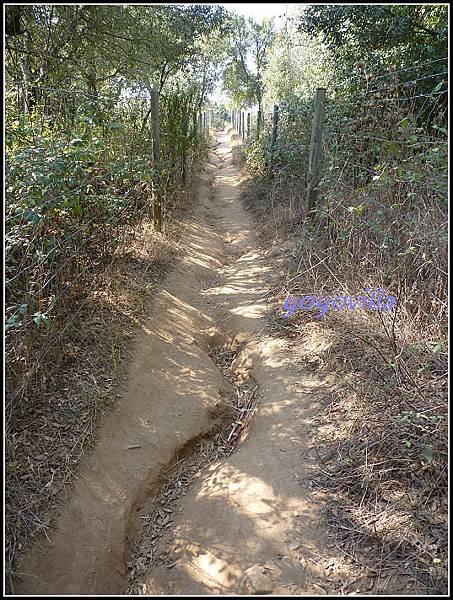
[294,313,447,594]
[242,174,448,594]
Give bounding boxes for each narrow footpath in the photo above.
[15,132,337,595]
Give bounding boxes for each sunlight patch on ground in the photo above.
[188,551,241,591]
[231,303,267,319]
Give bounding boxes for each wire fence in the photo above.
[228,56,447,338]
[5,78,212,407]
[229,55,448,149]
[321,79,447,192]
[5,198,153,410]
[322,59,446,335]
[5,91,153,329]
[333,55,448,88]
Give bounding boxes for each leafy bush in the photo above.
[5,89,206,404]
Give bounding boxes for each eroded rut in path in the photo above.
[15,132,335,596]
[126,340,263,593]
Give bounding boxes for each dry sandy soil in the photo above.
[13,131,417,596]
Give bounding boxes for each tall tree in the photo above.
[298,5,448,78]
[222,16,275,135]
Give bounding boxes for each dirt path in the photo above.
[134,133,338,595]
[15,132,337,595]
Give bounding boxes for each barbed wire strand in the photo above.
[326,88,447,110]
[329,131,447,146]
[334,56,448,88]
[347,70,448,100]
[347,162,442,186]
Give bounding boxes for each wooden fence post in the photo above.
[268,104,279,175]
[257,108,262,138]
[151,85,162,232]
[247,112,251,138]
[242,112,245,140]
[305,88,326,215]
